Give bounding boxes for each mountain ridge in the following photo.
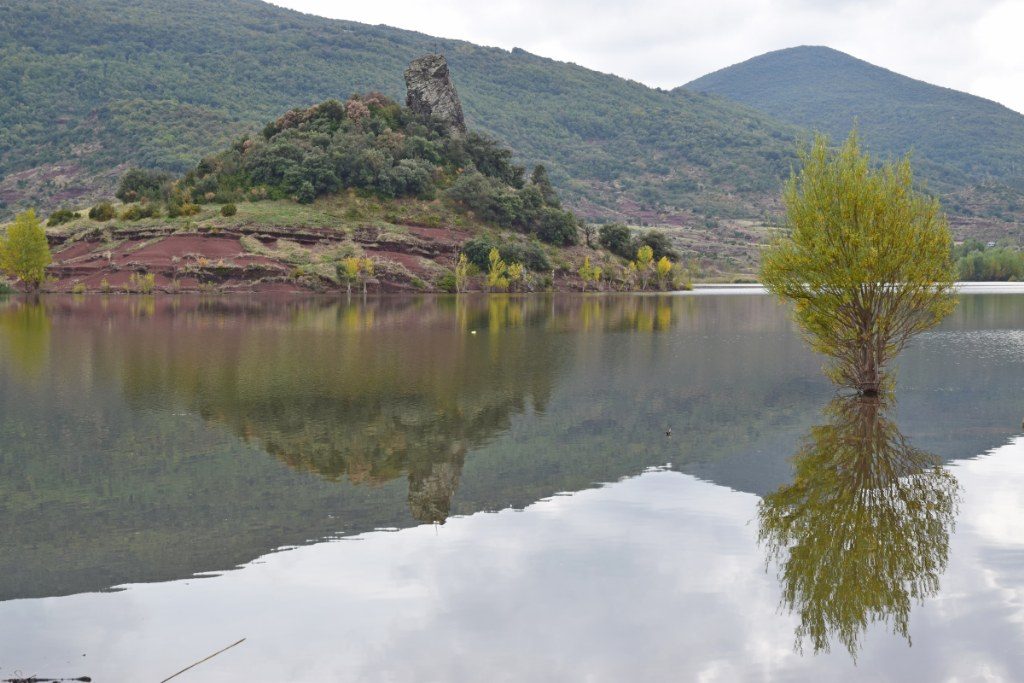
[0,0,799,231]
[681,46,1024,195]
[1,3,1021,248]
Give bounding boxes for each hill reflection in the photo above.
[1,293,1016,601]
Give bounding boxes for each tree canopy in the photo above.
[760,131,957,394]
[0,209,51,291]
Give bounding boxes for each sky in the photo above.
[273,0,1024,114]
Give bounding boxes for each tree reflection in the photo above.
[758,395,960,658]
[0,299,51,378]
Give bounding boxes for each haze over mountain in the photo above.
[683,46,1024,224]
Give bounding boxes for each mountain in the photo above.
[0,0,799,229]
[682,46,1024,228]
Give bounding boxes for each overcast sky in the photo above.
[273,0,1024,114]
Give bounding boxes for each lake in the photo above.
[1,290,1023,681]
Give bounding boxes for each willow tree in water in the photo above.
[761,132,957,394]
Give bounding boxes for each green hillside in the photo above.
[682,46,1024,223]
[0,0,798,225]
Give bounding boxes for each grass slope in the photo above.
[0,0,798,224]
[682,46,1024,222]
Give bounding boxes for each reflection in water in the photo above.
[0,299,50,377]
[12,293,809,599]
[116,295,686,524]
[758,396,960,658]
[0,294,687,538]
[6,292,1018,606]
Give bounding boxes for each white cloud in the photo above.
[272,0,1024,113]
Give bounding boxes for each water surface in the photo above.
[1,292,1023,681]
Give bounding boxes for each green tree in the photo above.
[760,132,957,394]
[759,396,959,659]
[530,164,560,208]
[0,209,52,292]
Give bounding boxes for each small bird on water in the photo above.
[665,427,672,437]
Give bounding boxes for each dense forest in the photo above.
[683,46,1024,223]
[0,0,798,225]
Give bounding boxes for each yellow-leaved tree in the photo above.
[486,248,509,292]
[0,209,52,292]
[337,256,362,295]
[632,244,654,290]
[655,256,673,290]
[578,256,602,291]
[760,131,957,395]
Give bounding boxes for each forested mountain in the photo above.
[0,0,798,225]
[3,3,1021,239]
[682,46,1024,225]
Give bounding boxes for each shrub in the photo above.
[536,207,579,246]
[88,202,117,221]
[116,168,173,203]
[462,236,550,273]
[511,240,551,272]
[435,271,458,293]
[71,281,86,294]
[120,203,161,221]
[167,201,201,218]
[220,203,238,217]
[47,208,80,227]
[295,180,316,204]
[127,272,156,294]
[447,172,500,215]
[637,230,678,260]
[599,223,633,258]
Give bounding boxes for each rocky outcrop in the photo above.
[404,54,466,133]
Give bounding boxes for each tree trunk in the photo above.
[858,346,881,396]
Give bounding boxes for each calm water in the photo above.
[1,291,1023,681]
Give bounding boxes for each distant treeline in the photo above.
[955,239,1024,281]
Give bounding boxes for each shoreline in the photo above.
[5,281,1024,298]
